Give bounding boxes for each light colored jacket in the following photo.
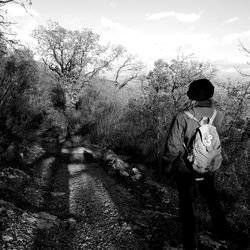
[163,100,223,173]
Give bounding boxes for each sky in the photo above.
[3,0,250,79]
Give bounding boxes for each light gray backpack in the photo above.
[183,109,223,174]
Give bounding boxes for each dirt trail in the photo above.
[66,162,146,249]
[11,145,245,250]
[35,147,248,250]
[33,147,152,249]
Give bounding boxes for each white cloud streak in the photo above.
[146,11,201,22]
[222,16,239,25]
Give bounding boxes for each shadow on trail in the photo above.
[32,143,72,249]
[31,142,181,250]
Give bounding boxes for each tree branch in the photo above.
[0,0,14,3]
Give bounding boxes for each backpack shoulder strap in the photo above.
[184,111,200,124]
[209,109,217,125]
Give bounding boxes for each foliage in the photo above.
[0,47,37,111]
[214,80,250,159]
[0,43,67,159]
[147,54,216,114]
[33,21,108,81]
[68,83,122,146]
[110,93,169,161]
[0,47,46,169]
[32,20,144,107]
[212,79,250,212]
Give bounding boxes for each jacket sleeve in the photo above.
[163,113,185,164]
[214,110,224,134]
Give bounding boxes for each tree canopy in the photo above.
[33,20,144,106]
[146,53,216,113]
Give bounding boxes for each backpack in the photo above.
[183,109,223,174]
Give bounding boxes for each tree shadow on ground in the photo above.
[32,143,72,249]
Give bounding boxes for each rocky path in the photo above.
[1,144,180,250]
[1,144,248,250]
[33,147,153,249]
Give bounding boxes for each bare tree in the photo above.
[113,52,144,89]
[236,41,250,77]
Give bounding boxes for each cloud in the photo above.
[101,17,127,33]
[99,19,218,66]
[221,17,239,26]
[148,32,218,62]
[146,11,201,22]
[99,17,143,56]
[100,17,138,35]
[98,17,244,73]
[99,17,217,62]
[223,30,250,44]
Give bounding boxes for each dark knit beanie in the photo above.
[187,79,214,101]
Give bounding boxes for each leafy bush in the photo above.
[212,81,250,212]
[0,46,69,168]
[71,84,123,145]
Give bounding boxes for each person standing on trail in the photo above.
[163,79,228,250]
